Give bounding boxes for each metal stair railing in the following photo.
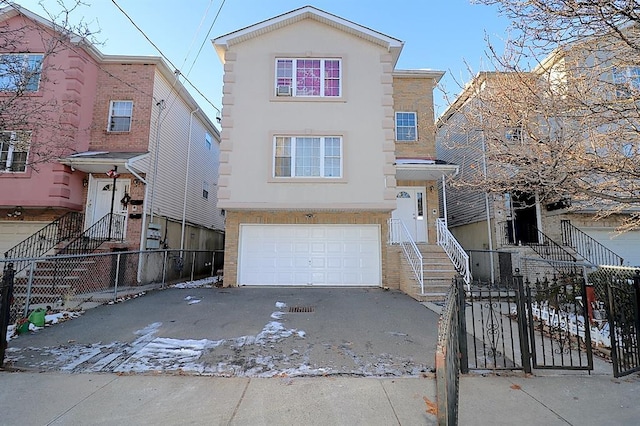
[57,213,126,256]
[527,225,576,263]
[561,220,624,266]
[4,211,84,273]
[436,218,471,289]
[388,218,424,294]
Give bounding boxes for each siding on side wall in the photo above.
[436,109,491,227]
[150,70,223,231]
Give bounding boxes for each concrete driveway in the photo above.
[4,286,440,377]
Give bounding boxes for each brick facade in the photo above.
[90,63,155,152]
[223,210,391,287]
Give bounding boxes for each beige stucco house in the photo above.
[213,6,460,297]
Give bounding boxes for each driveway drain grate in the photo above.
[288,306,315,313]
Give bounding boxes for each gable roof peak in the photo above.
[213,5,404,65]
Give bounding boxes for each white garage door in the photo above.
[238,224,381,286]
[581,228,640,267]
[0,221,48,257]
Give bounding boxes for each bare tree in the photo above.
[0,0,98,173]
[441,0,640,231]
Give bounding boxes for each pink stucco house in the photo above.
[0,5,223,265]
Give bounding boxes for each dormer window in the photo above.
[275,58,341,97]
[108,100,133,132]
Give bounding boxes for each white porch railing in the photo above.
[388,218,424,294]
[436,218,471,289]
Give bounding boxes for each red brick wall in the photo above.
[90,63,155,152]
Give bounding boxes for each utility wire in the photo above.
[181,0,216,71]
[110,0,221,113]
[186,0,226,77]
[8,2,158,103]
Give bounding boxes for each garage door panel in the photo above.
[311,242,326,253]
[239,224,381,286]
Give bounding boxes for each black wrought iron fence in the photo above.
[463,275,531,372]
[435,278,465,426]
[588,266,640,377]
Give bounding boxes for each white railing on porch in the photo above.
[436,218,471,289]
[388,218,424,294]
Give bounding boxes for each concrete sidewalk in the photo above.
[2,370,640,425]
[0,372,438,425]
[459,372,640,425]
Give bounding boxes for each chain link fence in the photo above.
[0,249,223,324]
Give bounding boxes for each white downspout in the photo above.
[442,174,448,227]
[478,129,496,284]
[181,108,199,251]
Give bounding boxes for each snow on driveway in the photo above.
[4,278,432,377]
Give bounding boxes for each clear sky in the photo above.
[12,0,511,124]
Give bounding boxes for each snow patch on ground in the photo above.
[172,276,219,289]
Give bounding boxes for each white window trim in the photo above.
[273,136,343,178]
[0,131,30,172]
[205,132,212,150]
[275,58,342,97]
[395,112,418,142]
[107,100,133,132]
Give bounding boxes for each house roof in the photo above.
[0,3,220,135]
[212,5,405,66]
[59,151,149,176]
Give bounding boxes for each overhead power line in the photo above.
[110,0,221,113]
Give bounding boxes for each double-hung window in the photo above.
[0,131,30,172]
[205,132,212,150]
[613,66,640,98]
[395,112,417,141]
[274,136,342,178]
[0,53,43,92]
[275,58,341,97]
[108,100,133,132]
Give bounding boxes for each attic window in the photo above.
[275,58,341,97]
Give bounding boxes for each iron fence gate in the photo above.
[463,258,596,373]
[464,255,640,377]
[462,276,530,372]
[590,267,640,378]
[524,273,593,371]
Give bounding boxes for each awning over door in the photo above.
[395,158,458,181]
[60,151,148,175]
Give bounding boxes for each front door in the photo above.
[392,187,427,243]
[86,178,130,236]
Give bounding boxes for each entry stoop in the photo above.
[409,244,457,302]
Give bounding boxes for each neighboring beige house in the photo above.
[437,52,640,275]
[213,6,461,298]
